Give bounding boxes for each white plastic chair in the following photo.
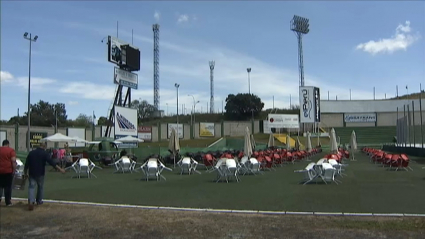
[328,159,347,179]
[225,159,240,182]
[321,163,338,185]
[140,158,172,181]
[112,156,136,173]
[15,159,24,175]
[294,162,317,185]
[177,157,200,175]
[249,158,262,175]
[238,156,250,175]
[65,158,99,178]
[212,159,227,182]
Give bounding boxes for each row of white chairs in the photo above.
[208,157,263,183]
[294,158,348,185]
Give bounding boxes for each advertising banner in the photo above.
[344,113,377,123]
[138,126,152,141]
[313,87,321,122]
[167,123,184,139]
[199,123,215,137]
[267,114,299,129]
[29,132,47,149]
[299,86,320,123]
[114,106,138,137]
[114,67,138,89]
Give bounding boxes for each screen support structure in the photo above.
[104,66,132,137]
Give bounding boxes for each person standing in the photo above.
[0,139,17,206]
[24,142,65,211]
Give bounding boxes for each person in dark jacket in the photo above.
[24,142,65,211]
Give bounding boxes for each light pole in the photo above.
[247,68,252,94]
[23,32,38,152]
[166,103,169,116]
[175,83,180,138]
[188,94,199,139]
[290,15,309,87]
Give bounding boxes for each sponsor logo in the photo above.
[116,112,136,131]
[302,89,312,119]
[344,114,376,122]
[314,88,320,122]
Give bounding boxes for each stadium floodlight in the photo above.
[23,32,39,152]
[290,15,310,87]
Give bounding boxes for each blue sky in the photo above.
[1,1,424,121]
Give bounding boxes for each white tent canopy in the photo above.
[115,135,144,143]
[40,133,77,143]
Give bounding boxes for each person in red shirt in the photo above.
[0,139,17,206]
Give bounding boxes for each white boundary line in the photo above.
[11,198,425,217]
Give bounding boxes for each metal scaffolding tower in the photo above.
[209,61,215,114]
[290,15,310,87]
[153,24,160,111]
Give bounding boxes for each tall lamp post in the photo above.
[247,68,252,94]
[175,83,180,138]
[188,94,199,139]
[23,32,38,152]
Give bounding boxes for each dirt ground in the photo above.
[1,202,424,239]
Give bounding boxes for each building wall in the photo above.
[321,99,425,113]
[319,99,425,128]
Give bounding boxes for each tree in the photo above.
[131,99,155,122]
[72,114,93,128]
[225,93,264,120]
[13,100,68,127]
[97,116,112,126]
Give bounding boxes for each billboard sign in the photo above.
[267,114,299,129]
[138,126,152,141]
[29,132,47,149]
[199,123,215,137]
[299,86,320,123]
[344,113,377,123]
[107,36,140,71]
[114,67,138,89]
[114,106,138,137]
[167,123,183,139]
[108,36,127,66]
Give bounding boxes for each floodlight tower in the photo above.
[153,24,160,112]
[209,61,215,113]
[290,15,310,87]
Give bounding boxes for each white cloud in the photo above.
[356,21,421,55]
[154,11,160,22]
[0,71,56,89]
[1,71,13,82]
[68,101,79,106]
[177,14,189,24]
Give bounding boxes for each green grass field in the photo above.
[13,152,425,214]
